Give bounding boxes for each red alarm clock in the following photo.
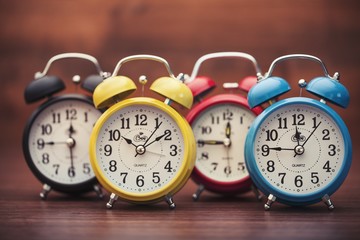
[186,52,263,200]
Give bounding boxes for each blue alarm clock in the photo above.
[245,54,352,210]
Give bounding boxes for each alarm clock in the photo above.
[89,54,196,209]
[245,54,352,210]
[23,53,110,199]
[185,52,264,200]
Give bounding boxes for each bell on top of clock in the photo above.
[185,52,264,201]
[23,53,110,200]
[245,54,351,210]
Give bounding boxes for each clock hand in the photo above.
[135,122,163,157]
[45,141,68,145]
[269,147,294,151]
[225,122,231,139]
[121,136,138,147]
[294,121,322,157]
[197,140,225,145]
[294,126,301,146]
[144,132,167,148]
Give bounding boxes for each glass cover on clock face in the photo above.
[192,103,256,182]
[254,103,345,195]
[95,104,185,194]
[28,99,101,185]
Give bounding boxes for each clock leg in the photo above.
[322,194,335,210]
[93,184,104,199]
[39,184,51,200]
[165,195,176,210]
[192,184,205,201]
[106,193,118,209]
[264,194,277,211]
[251,185,263,201]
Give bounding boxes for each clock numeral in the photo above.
[278,172,286,184]
[68,166,75,178]
[108,130,121,141]
[328,144,336,156]
[41,124,52,135]
[135,114,147,126]
[199,152,209,160]
[109,160,117,172]
[224,166,231,175]
[201,126,212,135]
[104,144,112,156]
[83,163,91,174]
[164,129,172,140]
[312,117,317,128]
[120,172,128,183]
[53,164,60,175]
[292,114,305,126]
[170,145,178,156]
[42,153,50,164]
[211,162,218,171]
[37,138,45,150]
[164,161,173,172]
[294,175,303,188]
[267,160,275,172]
[211,114,220,125]
[311,172,319,184]
[152,172,160,184]
[84,112,88,122]
[238,162,245,171]
[136,175,145,187]
[322,129,330,140]
[223,109,233,121]
[265,129,278,141]
[323,160,331,172]
[120,117,130,129]
[52,112,61,124]
[66,109,77,120]
[277,117,288,129]
[261,144,270,156]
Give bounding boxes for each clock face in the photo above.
[192,103,256,182]
[94,103,185,194]
[26,97,101,185]
[253,103,345,195]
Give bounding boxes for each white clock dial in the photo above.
[254,104,345,194]
[95,105,185,194]
[192,104,256,182]
[27,99,101,185]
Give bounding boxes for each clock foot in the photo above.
[192,184,205,201]
[106,193,118,209]
[264,194,276,211]
[322,194,335,211]
[251,185,263,201]
[165,195,176,210]
[39,184,51,200]
[93,184,104,199]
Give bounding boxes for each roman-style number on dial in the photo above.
[255,104,345,194]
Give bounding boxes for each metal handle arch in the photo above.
[111,54,175,78]
[188,52,263,82]
[35,53,106,79]
[265,54,333,79]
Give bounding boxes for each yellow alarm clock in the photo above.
[89,55,196,209]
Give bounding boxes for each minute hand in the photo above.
[294,121,321,157]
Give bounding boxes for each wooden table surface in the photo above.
[1,146,359,240]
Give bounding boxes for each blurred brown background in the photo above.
[1,0,360,239]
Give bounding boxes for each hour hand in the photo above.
[197,140,224,145]
[225,122,231,139]
[121,136,137,147]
